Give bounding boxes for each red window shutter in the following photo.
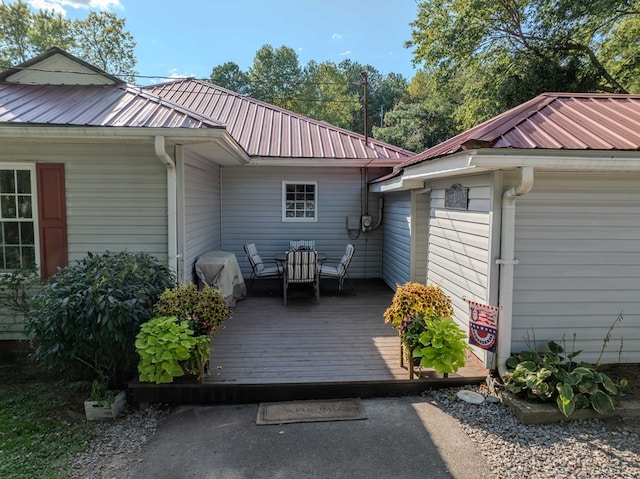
[36,163,68,279]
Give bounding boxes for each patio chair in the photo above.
[320,243,355,294]
[283,250,320,305]
[243,243,282,293]
[289,240,316,251]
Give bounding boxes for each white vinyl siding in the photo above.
[0,143,168,340]
[181,150,222,283]
[426,175,493,332]
[511,172,640,363]
[381,191,411,289]
[221,166,385,279]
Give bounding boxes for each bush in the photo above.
[383,282,454,330]
[153,283,231,336]
[25,251,174,389]
[503,341,628,417]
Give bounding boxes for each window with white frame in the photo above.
[282,181,317,222]
[0,167,36,271]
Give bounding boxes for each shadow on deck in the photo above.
[130,279,489,405]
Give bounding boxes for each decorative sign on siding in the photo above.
[445,184,469,210]
[467,300,499,352]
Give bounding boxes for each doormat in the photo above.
[256,398,367,425]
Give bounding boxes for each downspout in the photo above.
[496,166,534,377]
[154,136,178,277]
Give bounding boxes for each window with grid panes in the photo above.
[282,182,317,222]
[0,168,36,271]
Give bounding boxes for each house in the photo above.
[371,92,640,372]
[0,47,412,342]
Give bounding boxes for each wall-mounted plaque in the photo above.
[445,184,469,210]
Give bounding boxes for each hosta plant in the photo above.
[384,282,454,330]
[412,315,468,374]
[135,316,210,384]
[503,341,628,417]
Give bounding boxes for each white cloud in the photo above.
[332,33,343,40]
[27,0,121,15]
[339,50,351,56]
[168,68,194,80]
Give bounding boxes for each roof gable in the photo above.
[0,47,123,86]
[401,93,640,169]
[144,79,412,162]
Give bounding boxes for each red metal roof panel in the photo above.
[144,79,412,161]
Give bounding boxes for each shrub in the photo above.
[153,283,231,336]
[25,251,174,389]
[384,282,454,330]
[135,316,210,384]
[0,266,41,317]
[503,341,628,417]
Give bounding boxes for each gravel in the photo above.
[69,387,640,479]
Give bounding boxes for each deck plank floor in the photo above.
[206,278,486,384]
[131,279,489,404]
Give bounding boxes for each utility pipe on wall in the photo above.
[496,166,534,377]
[154,136,178,277]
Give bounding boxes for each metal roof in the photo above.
[144,79,413,160]
[400,93,640,169]
[0,82,224,129]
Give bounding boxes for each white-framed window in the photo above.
[282,181,317,222]
[0,165,38,271]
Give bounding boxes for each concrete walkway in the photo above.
[128,396,494,479]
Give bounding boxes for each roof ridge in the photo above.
[145,78,413,155]
[130,83,225,129]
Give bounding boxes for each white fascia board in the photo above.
[470,150,640,170]
[0,125,225,140]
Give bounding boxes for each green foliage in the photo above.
[0,356,95,479]
[503,341,628,417]
[135,316,210,384]
[25,251,174,388]
[153,283,232,336]
[412,315,468,374]
[0,1,137,80]
[384,282,454,330]
[210,61,251,94]
[405,0,640,129]
[0,265,40,317]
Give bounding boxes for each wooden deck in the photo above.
[130,279,489,405]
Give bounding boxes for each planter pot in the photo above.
[84,390,127,421]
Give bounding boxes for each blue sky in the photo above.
[19,0,421,84]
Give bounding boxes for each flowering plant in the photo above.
[397,312,428,350]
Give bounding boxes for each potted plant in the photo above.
[136,284,232,384]
[384,282,454,367]
[411,314,469,376]
[83,377,128,421]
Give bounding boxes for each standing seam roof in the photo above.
[144,79,412,160]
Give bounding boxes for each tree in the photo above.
[407,0,640,126]
[73,11,137,82]
[0,1,137,81]
[210,61,250,94]
[295,60,360,129]
[0,0,73,68]
[373,70,458,151]
[248,44,303,109]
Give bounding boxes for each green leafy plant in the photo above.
[25,251,174,391]
[153,283,231,336]
[503,341,628,417]
[412,315,468,374]
[0,266,41,317]
[135,316,210,384]
[384,282,453,330]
